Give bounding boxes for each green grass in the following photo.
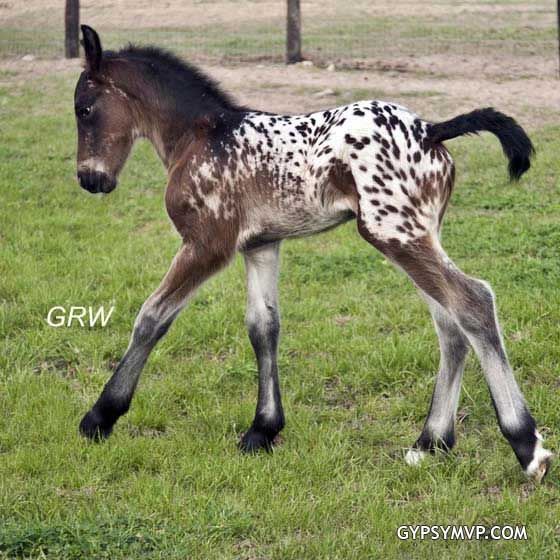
[0,0,556,60]
[0,72,559,559]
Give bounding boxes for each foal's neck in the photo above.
[124,62,241,171]
[134,106,205,171]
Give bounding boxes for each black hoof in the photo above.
[79,409,114,441]
[415,429,455,454]
[239,427,277,453]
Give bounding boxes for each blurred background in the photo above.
[1,0,557,70]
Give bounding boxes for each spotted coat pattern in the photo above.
[77,29,551,482]
[165,100,454,251]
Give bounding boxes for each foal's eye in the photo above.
[77,106,92,119]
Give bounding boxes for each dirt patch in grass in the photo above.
[206,58,560,127]
[33,356,79,378]
[1,0,557,127]
[3,48,557,129]
[0,1,553,29]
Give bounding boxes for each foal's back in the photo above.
[166,99,454,251]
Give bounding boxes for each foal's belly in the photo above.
[239,193,356,250]
[267,205,355,238]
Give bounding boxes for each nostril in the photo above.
[77,169,114,193]
[77,170,92,191]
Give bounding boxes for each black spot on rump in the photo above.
[401,205,417,218]
[399,121,409,138]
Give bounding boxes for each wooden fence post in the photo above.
[557,0,560,77]
[286,0,302,64]
[65,0,80,58]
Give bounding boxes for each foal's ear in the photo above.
[81,25,103,74]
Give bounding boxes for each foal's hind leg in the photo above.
[79,242,233,440]
[405,296,469,466]
[239,242,285,452]
[363,231,552,480]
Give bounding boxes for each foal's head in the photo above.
[74,26,135,194]
[74,26,242,193]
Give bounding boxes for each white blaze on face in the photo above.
[78,158,108,174]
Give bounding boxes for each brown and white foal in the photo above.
[75,26,552,481]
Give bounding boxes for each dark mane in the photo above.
[104,44,242,117]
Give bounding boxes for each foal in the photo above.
[75,26,552,481]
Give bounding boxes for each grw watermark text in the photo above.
[46,305,115,327]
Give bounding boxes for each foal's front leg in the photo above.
[239,242,285,452]
[79,242,231,440]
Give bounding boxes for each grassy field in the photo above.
[0,69,559,558]
[0,0,556,61]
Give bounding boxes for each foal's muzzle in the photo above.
[77,170,117,194]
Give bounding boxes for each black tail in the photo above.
[427,108,534,181]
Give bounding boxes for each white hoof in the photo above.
[405,448,427,466]
[525,434,553,484]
